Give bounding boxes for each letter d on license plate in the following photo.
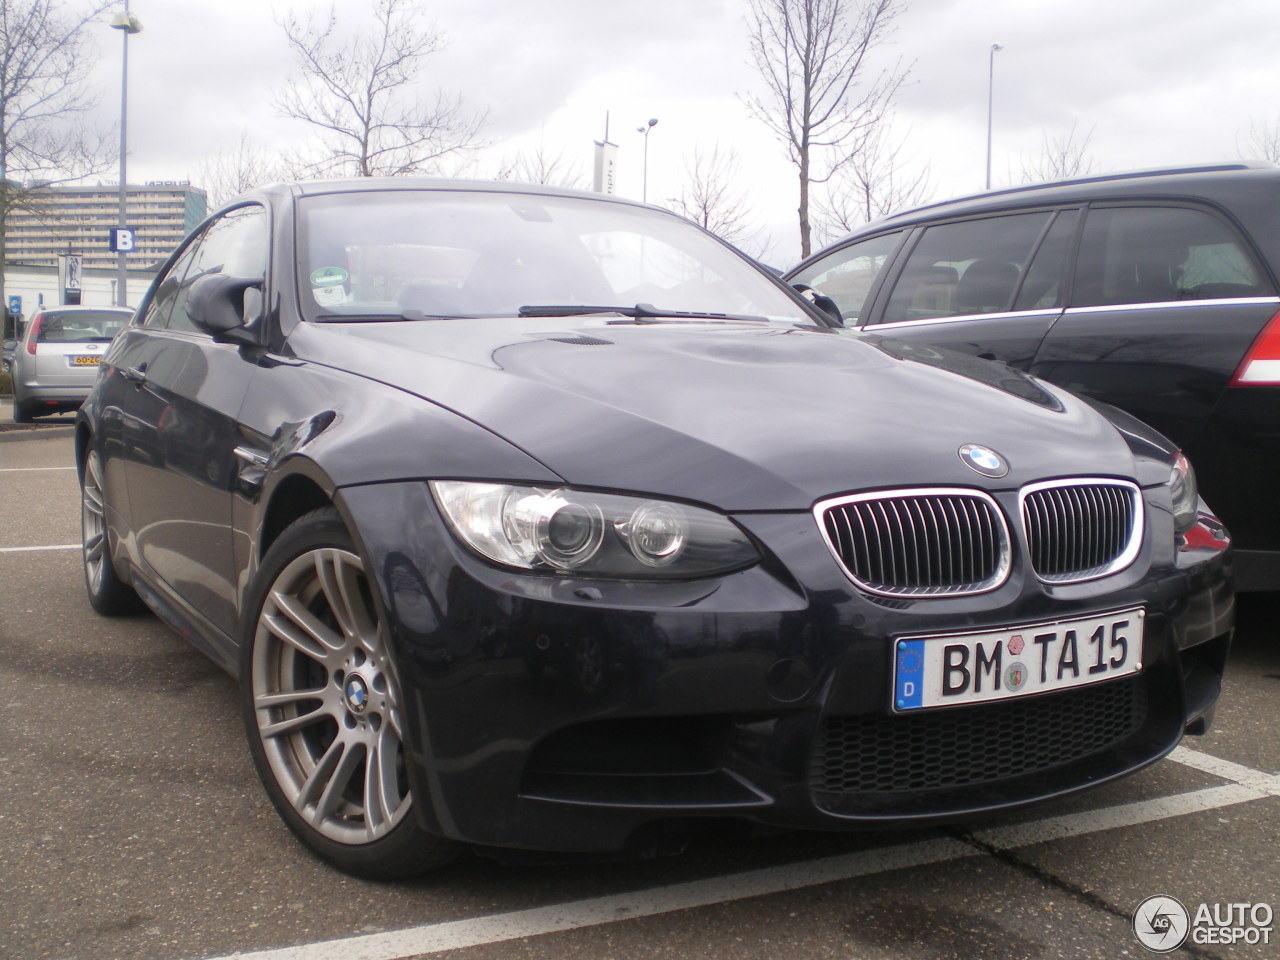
[893,608,1144,711]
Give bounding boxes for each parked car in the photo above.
[789,162,1280,589]
[2,335,15,373]
[10,305,132,422]
[78,179,1232,879]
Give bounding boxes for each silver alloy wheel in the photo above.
[250,546,411,845]
[81,451,109,595]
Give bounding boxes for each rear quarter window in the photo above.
[1072,206,1267,306]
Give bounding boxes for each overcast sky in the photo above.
[80,0,1280,264]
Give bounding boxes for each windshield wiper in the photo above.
[518,303,770,322]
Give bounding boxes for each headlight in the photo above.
[1169,451,1199,535]
[431,481,759,578]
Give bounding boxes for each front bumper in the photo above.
[338,482,1234,855]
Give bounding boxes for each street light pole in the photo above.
[111,4,142,308]
[986,42,1002,191]
[636,118,658,202]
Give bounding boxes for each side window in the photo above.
[139,240,200,329]
[169,206,268,333]
[1072,206,1265,307]
[790,231,901,324]
[1013,209,1079,310]
[881,212,1053,324]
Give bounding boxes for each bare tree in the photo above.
[197,132,295,208]
[817,120,930,240]
[0,0,111,318]
[743,0,909,257]
[491,141,587,189]
[668,144,762,250]
[276,0,484,178]
[1021,120,1097,184]
[1239,115,1280,164]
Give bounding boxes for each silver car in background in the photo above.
[10,306,132,422]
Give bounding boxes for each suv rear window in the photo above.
[1072,206,1264,306]
[35,312,127,342]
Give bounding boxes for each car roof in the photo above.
[804,161,1280,277]
[34,305,133,315]
[241,176,658,213]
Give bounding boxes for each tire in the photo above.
[241,507,459,879]
[12,396,34,423]
[81,448,146,615]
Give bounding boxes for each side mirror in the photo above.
[791,283,842,325]
[187,273,263,341]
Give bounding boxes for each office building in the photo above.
[5,181,207,270]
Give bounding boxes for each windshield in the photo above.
[296,189,807,324]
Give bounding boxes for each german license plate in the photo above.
[892,608,1144,711]
[71,355,101,366]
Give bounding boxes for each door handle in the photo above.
[122,363,148,384]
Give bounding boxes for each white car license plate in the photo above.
[892,608,1144,711]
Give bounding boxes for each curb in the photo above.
[0,426,76,443]
[0,397,76,442]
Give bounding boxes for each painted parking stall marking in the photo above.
[197,745,1278,960]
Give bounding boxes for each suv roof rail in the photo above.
[893,161,1278,220]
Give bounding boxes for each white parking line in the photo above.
[0,466,76,472]
[0,544,79,553]
[202,750,1278,960]
[1171,744,1280,795]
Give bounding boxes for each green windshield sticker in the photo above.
[311,267,349,287]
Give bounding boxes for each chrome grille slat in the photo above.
[816,479,1144,597]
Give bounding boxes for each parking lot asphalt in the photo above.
[1,430,1277,960]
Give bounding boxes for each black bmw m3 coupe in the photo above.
[77,179,1233,878]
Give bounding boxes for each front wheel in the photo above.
[241,507,459,879]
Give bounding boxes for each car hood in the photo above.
[288,317,1152,511]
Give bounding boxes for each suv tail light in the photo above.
[1231,308,1280,385]
[25,314,42,354]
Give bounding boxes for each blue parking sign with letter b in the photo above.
[109,227,136,252]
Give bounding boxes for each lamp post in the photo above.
[111,4,142,308]
[985,42,1002,191]
[636,118,658,202]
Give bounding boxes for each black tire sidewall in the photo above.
[81,449,145,616]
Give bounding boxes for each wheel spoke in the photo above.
[296,735,345,813]
[310,737,366,828]
[264,589,345,661]
[314,549,377,646]
[364,723,405,835]
[255,689,331,740]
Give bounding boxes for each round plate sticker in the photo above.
[311,267,349,287]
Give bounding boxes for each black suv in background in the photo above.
[789,163,1280,589]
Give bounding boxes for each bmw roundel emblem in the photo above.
[959,443,1009,478]
[344,676,370,714]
